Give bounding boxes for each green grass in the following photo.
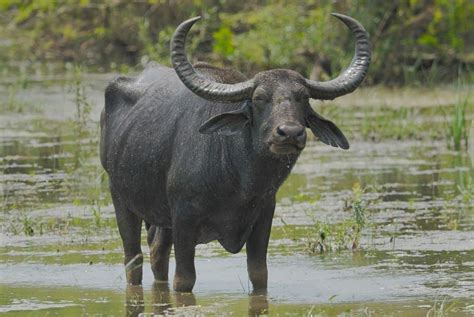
[1,84,39,114]
[304,182,372,254]
[319,104,446,142]
[360,107,428,141]
[457,173,473,203]
[426,299,457,317]
[447,96,471,151]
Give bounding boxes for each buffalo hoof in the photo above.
[173,275,195,292]
[125,253,144,285]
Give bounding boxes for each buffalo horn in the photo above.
[171,17,255,102]
[304,13,371,100]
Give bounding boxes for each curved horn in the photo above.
[305,13,371,100]
[171,17,255,102]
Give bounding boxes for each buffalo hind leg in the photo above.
[112,191,143,285]
[246,201,275,292]
[146,224,173,281]
[172,214,198,292]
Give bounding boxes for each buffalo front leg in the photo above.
[146,224,173,282]
[112,191,143,285]
[172,215,198,292]
[246,201,275,292]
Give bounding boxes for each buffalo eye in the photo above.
[252,88,271,103]
[295,88,310,102]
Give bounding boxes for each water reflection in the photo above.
[151,282,171,314]
[125,285,144,317]
[125,283,269,316]
[125,282,196,316]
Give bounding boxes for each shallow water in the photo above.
[0,77,473,316]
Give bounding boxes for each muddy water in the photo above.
[0,77,473,316]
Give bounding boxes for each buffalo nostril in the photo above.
[276,124,306,139]
[276,126,286,137]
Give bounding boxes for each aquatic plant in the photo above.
[447,95,471,151]
[5,211,37,236]
[351,183,366,227]
[304,182,376,254]
[456,169,473,203]
[91,202,102,228]
[305,219,361,253]
[71,66,93,169]
[318,100,448,143]
[305,185,362,253]
[64,67,111,225]
[1,84,36,113]
[350,182,366,249]
[359,107,440,141]
[426,299,457,317]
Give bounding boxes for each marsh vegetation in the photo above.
[1,76,472,315]
[0,1,473,315]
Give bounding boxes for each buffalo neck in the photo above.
[220,127,300,198]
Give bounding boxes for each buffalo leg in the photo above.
[246,202,275,291]
[147,225,173,281]
[112,191,143,285]
[172,215,198,292]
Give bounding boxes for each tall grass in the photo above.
[71,66,93,169]
[1,82,39,114]
[68,67,109,227]
[448,96,471,151]
[426,299,457,317]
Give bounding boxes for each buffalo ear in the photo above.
[199,101,252,136]
[305,108,350,150]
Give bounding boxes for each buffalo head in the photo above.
[171,14,371,155]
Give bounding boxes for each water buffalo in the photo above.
[100,13,370,292]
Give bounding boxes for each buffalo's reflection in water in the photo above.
[125,283,268,316]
